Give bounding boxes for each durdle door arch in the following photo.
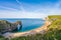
[15,21,22,31]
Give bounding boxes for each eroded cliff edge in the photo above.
[0,20,22,34]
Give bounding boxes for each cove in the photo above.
[0,18,45,32]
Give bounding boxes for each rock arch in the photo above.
[15,21,22,31]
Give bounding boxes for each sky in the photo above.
[0,0,61,18]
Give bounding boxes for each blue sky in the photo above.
[0,0,61,18]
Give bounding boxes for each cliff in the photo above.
[0,20,22,34]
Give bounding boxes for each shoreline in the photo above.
[2,20,51,39]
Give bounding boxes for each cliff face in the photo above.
[0,20,22,34]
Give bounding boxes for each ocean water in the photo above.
[0,18,45,32]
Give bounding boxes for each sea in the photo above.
[0,18,45,32]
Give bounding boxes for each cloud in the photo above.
[16,0,25,11]
[33,1,61,15]
[0,10,47,18]
[0,0,61,18]
[0,6,17,11]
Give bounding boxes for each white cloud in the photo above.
[0,10,47,18]
[0,1,61,18]
[0,5,17,11]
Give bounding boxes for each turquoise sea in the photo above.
[0,18,45,32]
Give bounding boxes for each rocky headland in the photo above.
[0,20,22,34]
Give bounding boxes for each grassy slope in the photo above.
[0,15,61,40]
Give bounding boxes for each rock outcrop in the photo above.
[0,20,22,34]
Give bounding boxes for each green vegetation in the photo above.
[0,15,61,40]
[0,36,7,40]
[45,15,61,40]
